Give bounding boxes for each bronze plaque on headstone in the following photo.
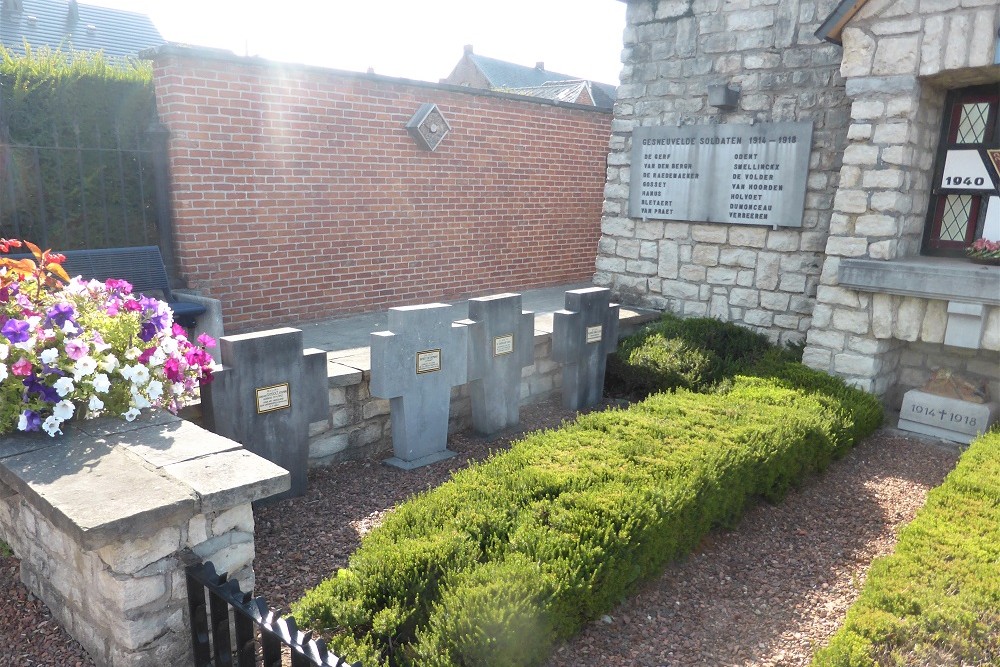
[629,122,813,227]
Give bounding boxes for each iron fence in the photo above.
[186,561,360,667]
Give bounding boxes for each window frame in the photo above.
[921,84,1000,257]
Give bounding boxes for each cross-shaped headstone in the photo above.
[457,293,535,435]
[370,304,468,469]
[201,328,328,501]
[552,287,619,411]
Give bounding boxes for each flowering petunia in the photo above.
[41,415,62,437]
[1,319,30,344]
[52,400,75,421]
[91,373,111,394]
[123,407,141,422]
[53,377,75,398]
[197,333,216,348]
[73,356,98,381]
[0,343,8,360]
[64,338,88,360]
[88,394,105,412]
[46,302,75,328]
[0,363,6,382]
[11,357,32,376]
[17,410,41,432]
[40,348,59,365]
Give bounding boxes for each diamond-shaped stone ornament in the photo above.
[405,103,451,151]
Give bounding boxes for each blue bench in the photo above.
[33,246,207,328]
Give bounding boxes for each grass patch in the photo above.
[293,316,883,666]
[812,430,1000,666]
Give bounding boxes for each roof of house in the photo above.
[505,79,594,105]
[0,0,163,59]
[468,52,617,108]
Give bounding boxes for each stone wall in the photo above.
[802,0,1000,398]
[150,45,611,332]
[0,417,288,667]
[596,0,850,346]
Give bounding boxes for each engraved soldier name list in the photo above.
[628,122,813,227]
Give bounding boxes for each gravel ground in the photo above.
[0,398,960,666]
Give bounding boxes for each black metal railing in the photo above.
[186,561,360,667]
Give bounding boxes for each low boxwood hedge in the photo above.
[812,430,1000,666]
[293,317,883,666]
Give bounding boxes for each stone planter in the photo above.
[0,412,289,667]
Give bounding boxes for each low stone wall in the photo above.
[307,310,656,466]
[0,415,288,667]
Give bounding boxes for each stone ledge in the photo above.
[0,414,289,550]
[838,257,1000,306]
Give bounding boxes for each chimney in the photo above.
[535,61,545,70]
[2,0,24,14]
[67,0,79,25]
[464,44,474,55]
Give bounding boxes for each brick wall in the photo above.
[150,46,611,331]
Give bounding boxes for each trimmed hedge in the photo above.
[293,317,883,666]
[812,430,1000,666]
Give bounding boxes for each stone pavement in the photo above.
[284,282,656,373]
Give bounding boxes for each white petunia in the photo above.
[130,390,151,410]
[0,363,7,382]
[53,400,75,421]
[42,416,62,437]
[146,380,164,401]
[129,365,150,386]
[100,354,119,373]
[61,320,79,336]
[73,356,98,381]
[17,413,29,431]
[159,337,178,355]
[53,377,75,398]
[125,347,141,361]
[91,373,111,393]
[0,343,8,360]
[123,407,141,422]
[40,348,59,365]
[88,394,105,412]
[148,348,167,367]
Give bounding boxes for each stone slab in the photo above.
[838,257,1000,306]
[111,419,242,468]
[0,436,196,550]
[327,360,364,387]
[163,448,290,512]
[898,389,998,443]
[383,448,458,470]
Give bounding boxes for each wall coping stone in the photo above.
[0,414,289,550]
[838,257,1000,306]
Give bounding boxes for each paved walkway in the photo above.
[282,282,656,372]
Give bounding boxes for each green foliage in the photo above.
[293,327,883,666]
[0,45,156,249]
[0,539,12,557]
[606,313,793,398]
[812,430,1000,666]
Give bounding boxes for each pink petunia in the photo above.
[11,357,32,376]
[64,339,88,360]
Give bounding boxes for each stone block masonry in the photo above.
[596,0,851,347]
[0,414,289,667]
[149,45,611,332]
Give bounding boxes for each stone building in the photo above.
[597,0,1000,406]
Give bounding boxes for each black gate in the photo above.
[186,561,359,667]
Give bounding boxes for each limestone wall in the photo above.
[802,1,1000,397]
[596,0,850,345]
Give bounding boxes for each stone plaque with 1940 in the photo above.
[629,121,813,227]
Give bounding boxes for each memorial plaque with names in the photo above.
[255,383,290,414]
[629,121,813,227]
[416,349,442,374]
[586,325,603,344]
[493,333,514,356]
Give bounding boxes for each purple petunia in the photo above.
[17,410,42,432]
[46,302,76,328]
[1,318,30,344]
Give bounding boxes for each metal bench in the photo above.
[32,246,207,328]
